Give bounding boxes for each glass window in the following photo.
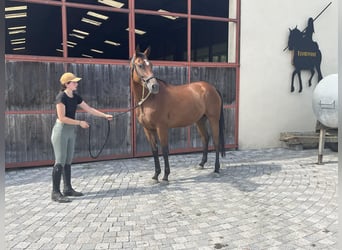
[135,0,187,14]
[192,0,229,18]
[5,0,238,63]
[5,2,62,56]
[227,22,237,63]
[65,7,129,59]
[191,19,228,62]
[67,0,128,9]
[228,0,238,19]
[135,14,187,61]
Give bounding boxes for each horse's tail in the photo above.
[216,89,226,157]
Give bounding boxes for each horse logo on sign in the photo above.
[287,17,323,93]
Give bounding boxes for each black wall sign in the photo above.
[284,2,331,93]
[287,17,323,93]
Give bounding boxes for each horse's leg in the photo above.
[195,116,209,168]
[143,128,161,181]
[316,52,323,82]
[208,117,220,174]
[291,70,297,92]
[298,71,303,93]
[161,145,170,182]
[308,68,315,87]
[316,64,323,82]
[151,148,161,181]
[156,127,170,182]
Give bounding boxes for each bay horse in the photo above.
[288,27,323,93]
[130,46,225,182]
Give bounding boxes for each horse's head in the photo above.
[130,46,159,94]
[288,26,302,51]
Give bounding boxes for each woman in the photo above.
[51,72,113,203]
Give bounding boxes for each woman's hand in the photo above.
[79,120,90,128]
[104,114,113,121]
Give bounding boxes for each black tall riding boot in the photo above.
[51,164,71,203]
[63,164,83,196]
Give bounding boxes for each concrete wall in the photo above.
[238,0,338,149]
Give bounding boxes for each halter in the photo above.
[130,55,157,105]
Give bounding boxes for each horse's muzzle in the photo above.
[146,77,159,94]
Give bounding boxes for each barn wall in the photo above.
[5,61,237,167]
[239,0,338,149]
[5,61,133,166]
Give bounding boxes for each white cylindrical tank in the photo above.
[312,74,338,128]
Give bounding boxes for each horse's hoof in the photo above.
[160,180,169,185]
[150,178,159,185]
[195,165,204,170]
[211,172,220,178]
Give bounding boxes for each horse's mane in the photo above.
[156,78,170,86]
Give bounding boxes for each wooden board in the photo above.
[280,131,338,149]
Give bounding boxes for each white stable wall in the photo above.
[238,0,338,149]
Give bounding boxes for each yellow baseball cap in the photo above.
[60,72,82,85]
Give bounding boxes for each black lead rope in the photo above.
[88,119,111,159]
[87,104,142,159]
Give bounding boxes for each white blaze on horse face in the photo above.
[143,58,154,79]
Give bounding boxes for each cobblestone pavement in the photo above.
[5,148,338,250]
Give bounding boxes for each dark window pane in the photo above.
[5,0,236,62]
[135,14,187,61]
[67,0,128,9]
[191,20,228,62]
[5,2,62,56]
[192,0,229,18]
[66,7,129,59]
[135,0,187,14]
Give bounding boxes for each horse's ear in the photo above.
[144,46,151,57]
[135,44,141,53]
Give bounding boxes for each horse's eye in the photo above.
[138,64,143,69]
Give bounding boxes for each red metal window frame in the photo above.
[5,0,241,168]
